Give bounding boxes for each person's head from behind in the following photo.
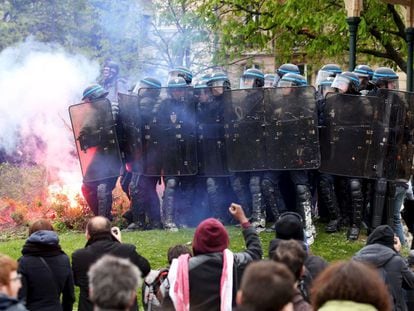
[167,244,192,265]
[272,239,306,282]
[192,218,229,256]
[29,219,54,236]
[366,224,399,251]
[311,260,391,311]
[0,254,21,299]
[88,255,141,311]
[86,216,111,240]
[237,261,295,311]
[275,212,305,242]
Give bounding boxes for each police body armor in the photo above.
[143,87,197,176]
[69,98,123,182]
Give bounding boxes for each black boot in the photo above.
[347,179,363,241]
[319,178,340,233]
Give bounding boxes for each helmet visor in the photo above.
[210,80,225,87]
[240,77,255,89]
[315,70,334,89]
[264,79,275,88]
[387,80,399,90]
[277,80,297,88]
[331,76,351,93]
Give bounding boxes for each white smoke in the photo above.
[0,37,100,184]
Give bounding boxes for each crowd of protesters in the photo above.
[1,202,414,311]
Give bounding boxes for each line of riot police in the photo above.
[69,64,414,246]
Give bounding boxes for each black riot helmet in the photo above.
[372,67,399,90]
[276,63,300,78]
[331,71,360,94]
[264,74,276,88]
[277,73,307,87]
[82,84,109,102]
[168,66,193,85]
[240,68,265,89]
[353,64,374,91]
[315,64,342,89]
[134,77,162,97]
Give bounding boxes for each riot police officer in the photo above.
[157,76,196,231]
[231,68,266,230]
[353,64,374,94]
[195,71,231,221]
[262,73,316,244]
[168,66,193,86]
[78,84,121,220]
[315,64,342,90]
[273,63,301,86]
[99,61,129,103]
[125,77,163,230]
[330,71,364,240]
[369,67,408,245]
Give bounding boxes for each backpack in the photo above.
[142,268,169,311]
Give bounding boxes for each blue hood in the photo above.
[27,230,59,245]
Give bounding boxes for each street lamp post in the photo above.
[344,0,363,71]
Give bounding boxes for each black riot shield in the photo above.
[195,87,229,176]
[265,86,320,170]
[378,89,414,181]
[69,98,123,182]
[117,93,143,173]
[223,88,266,172]
[142,87,197,176]
[319,93,388,179]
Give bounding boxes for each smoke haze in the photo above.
[0,37,99,184]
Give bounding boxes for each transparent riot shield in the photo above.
[265,86,320,170]
[142,87,197,176]
[69,98,123,182]
[117,93,143,173]
[378,89,414,181]
[319,93,388,179]
[223,88,266,172]
[195,86,229,176]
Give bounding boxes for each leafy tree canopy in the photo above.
[196,0,408,72]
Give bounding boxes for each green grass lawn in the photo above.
[0,223,366,267]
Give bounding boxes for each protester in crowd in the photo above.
[235,261,295,311]
[269,212,328,300]
[272,240,312,311]
[88,255,141,311]
[163,203,262,310]
[18,219,74,311]
[405,250,414,310]
[72,216,150,311]
[353,225,414,311]
[143,244,192,311]
[0,254,27,311]
[311,260,391,311]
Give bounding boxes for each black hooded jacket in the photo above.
[354,225,414,311]
[18,230,74,311]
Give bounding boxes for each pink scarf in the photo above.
[168,250,234,311]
